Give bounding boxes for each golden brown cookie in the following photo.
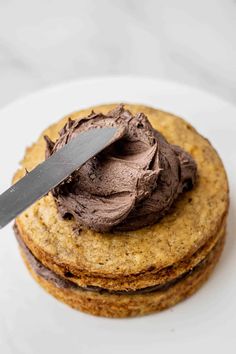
[13,104,229,317]
[18,227,225,318]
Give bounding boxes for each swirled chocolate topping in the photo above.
[45,105,197,232]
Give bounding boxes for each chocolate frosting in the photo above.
[45,105,197,232]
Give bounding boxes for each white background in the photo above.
[0,0,235,108]
[0,1,236,353]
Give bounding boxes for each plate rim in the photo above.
[1,75,235,114]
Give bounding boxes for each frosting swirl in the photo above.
[45,105,197,232]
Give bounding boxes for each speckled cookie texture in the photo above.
[13,104,229,317]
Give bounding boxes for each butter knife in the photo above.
[0,127,117,229]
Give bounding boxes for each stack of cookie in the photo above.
[13,104,228,317]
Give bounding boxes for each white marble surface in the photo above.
[0,0,235,108]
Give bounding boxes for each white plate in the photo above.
[0,77,235,354]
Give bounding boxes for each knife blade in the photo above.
[0,126,117,229]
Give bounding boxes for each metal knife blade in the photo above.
[0,127,117,229]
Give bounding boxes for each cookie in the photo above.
[17,225,225,317]
[13,104,229,317]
